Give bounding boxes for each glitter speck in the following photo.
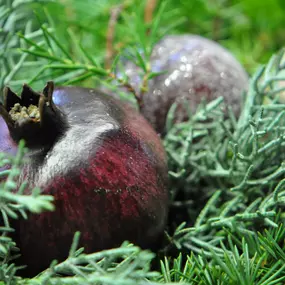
[165,78,170,87]
[153,89,162,96]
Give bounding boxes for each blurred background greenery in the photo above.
[2,0,285,92]
[40,0,285,74]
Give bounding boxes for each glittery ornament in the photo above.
[121,35,249,134]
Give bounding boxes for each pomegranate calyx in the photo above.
[0,81,67,148]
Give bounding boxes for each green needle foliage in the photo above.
[0,141,54,285]
[0,0,55,93]
[165,51,285,235]
[1,0,285,284]
[6,0,180,104]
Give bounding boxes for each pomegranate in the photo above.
[0,82,168,277]
[120,34,249,134]
[0,113,17,174]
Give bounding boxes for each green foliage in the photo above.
[0,141,54,285]
[24,235,164,285]
[0,0,55,93]
[2,0,180,106]
[1,0,285,284]
[165,0,285,73]
[159,227,285,284]
[165,50,285,234]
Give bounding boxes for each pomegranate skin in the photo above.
[0,83,168,277]
[0,117,17,174]
[120,34,249,134]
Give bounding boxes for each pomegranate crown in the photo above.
[0,81,66,148]
[0,81,55,127]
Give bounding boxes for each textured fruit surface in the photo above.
[121,34,249,134]
[0,84,168,277]
[0,117,17,174]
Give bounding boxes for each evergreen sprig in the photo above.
[23,234,169,285]
[0,141,54,285]
[164,49,285,263]
[0,0,54,93]
[5,0,183,109]
[159,225,285,284]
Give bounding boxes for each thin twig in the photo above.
[105,4,123,69]
[109,72,144,110]
[144,0,157,24]
[212,16,222,41]
[105,0,157,109]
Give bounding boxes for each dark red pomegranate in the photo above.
[0,111,17,174]
[120,34,249,134]
[0,82,168,277]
